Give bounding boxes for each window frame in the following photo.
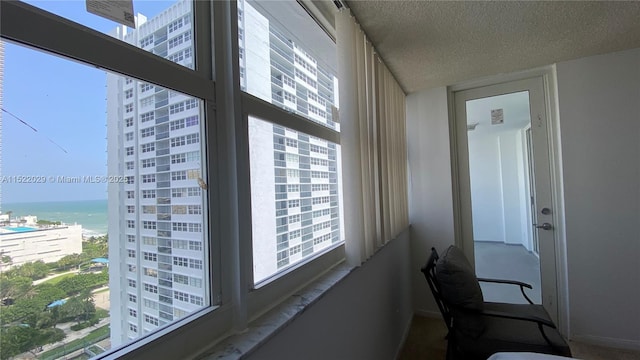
[0,1,344,359]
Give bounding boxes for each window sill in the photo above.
[196,262,354,359]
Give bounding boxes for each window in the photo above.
[289,214,301,223]
[144,299,158,310]
[172,222,188,232]
[250,116,342,283]
[188,169,200,179]
[171,136,186,147]
[185,115,199,127]
[142,158,156,168]
[190,295,204,306]
[144,284,158,294]
[143,236,157,245]
[4,0,347,358]
[168,17,184,33]
[188,205,202,215]
[140,35,153,48]
[171,171,187,181]
[186,151,200,162]
[141,112,154,123]
[141,96,154,107]
[171,153,186,164]
[142,174,156,183]
[144,315,159,326]
[143,252,157,261]
[286,138,298,148]
[143,205,157,214]
[186,133,200,144]
[170,102,185,114]
[171,119,185,130]
[174,274,189,285]
[185,98,198,109]
[173,256,188,267]
[144,268,158,278]
[141,143,155,153]
[190,277,203,288]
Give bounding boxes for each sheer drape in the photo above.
[336,9,409,266]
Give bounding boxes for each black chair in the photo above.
[421,246,572,360]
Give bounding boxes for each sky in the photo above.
[2,1,176,204]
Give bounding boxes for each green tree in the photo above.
[0,325,38,359]
[0,325,65,359]
[60,297,85,324]
[8,261,49,280]
[0,276,32,300]
[55,253,88,270]
[79,289,96,321]
[36,311,55,329]
[34,283,66,304]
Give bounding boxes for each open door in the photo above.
[453,76,559,323]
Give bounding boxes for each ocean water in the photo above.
[2,199,108,236]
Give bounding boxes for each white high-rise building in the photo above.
[107,0,340,345]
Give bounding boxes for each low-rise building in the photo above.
[0,216,83,268]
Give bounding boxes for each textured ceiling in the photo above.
[345,1,640,93]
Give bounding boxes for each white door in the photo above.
[453,76,558,322]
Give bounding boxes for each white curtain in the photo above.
[336,9,409,266]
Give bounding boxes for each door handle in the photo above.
[534,223,553,231]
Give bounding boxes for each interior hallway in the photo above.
[475,241,542,304]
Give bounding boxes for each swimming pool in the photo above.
[4,227,37,232]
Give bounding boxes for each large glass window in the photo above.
[23,0,195,70]
[0,37,208,359]
[249,116,342,284]
[240,0,343,286]
[1,0,346,358]
[239,0,340,131]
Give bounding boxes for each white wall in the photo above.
[405,87,456,316]
[245,230,413,360]
[556,47,640,348]
[468,129,505,242]
[467,123,529,246]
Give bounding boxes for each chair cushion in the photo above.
[457,303,572,358]
[436,245,485,338]
[435,245,484,310]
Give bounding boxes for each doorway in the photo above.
[453,76,559,322]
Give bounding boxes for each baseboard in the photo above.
[414,309,441,319]
[394,315,415,360]
[571,334,640,351]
